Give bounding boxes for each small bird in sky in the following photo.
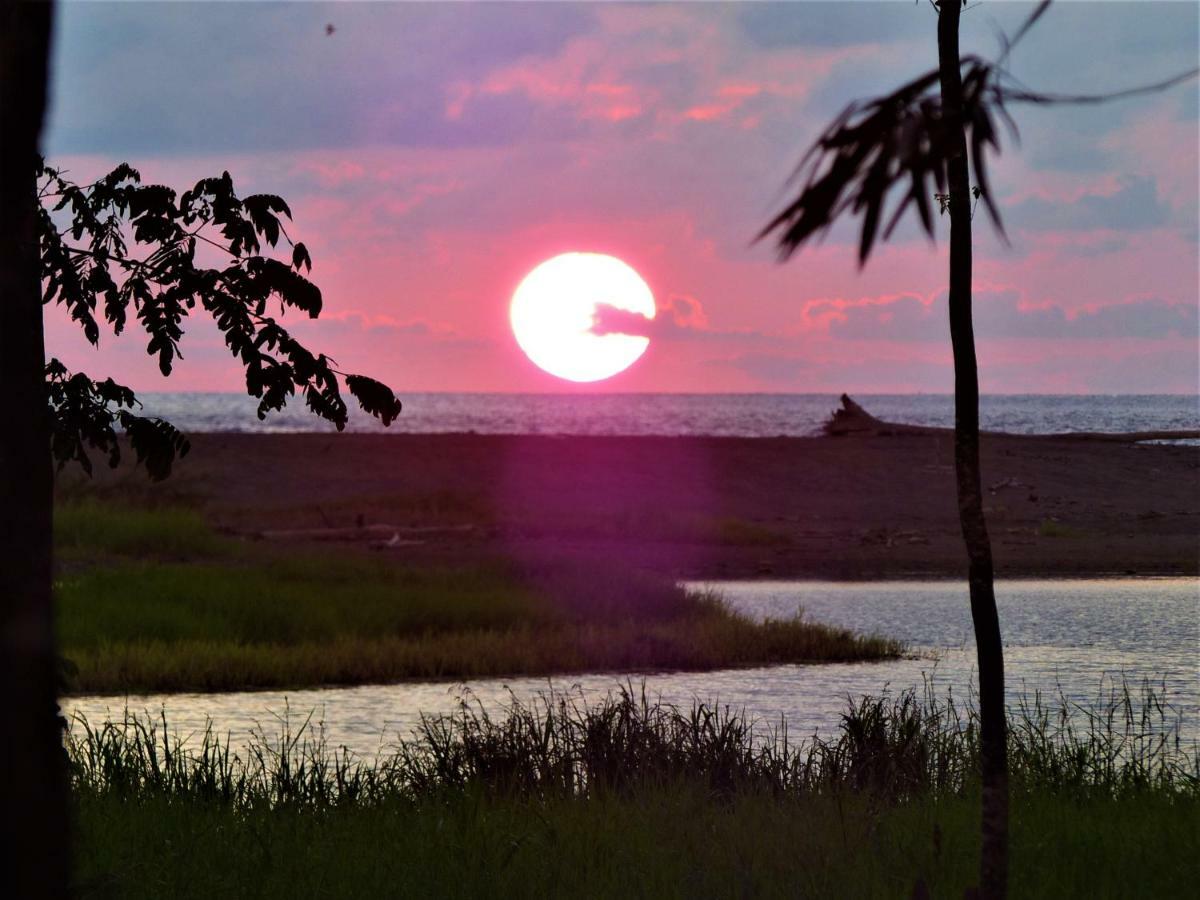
[325,23,336,37]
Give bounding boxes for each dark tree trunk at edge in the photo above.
[937,3,1010,898]
[0,1,69,897]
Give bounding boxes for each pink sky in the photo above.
[44,2,1199,394]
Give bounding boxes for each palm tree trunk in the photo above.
[0,2,69,897]
[936,3,1009,898]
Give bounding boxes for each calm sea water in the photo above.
[65,578,1200,756]
[137,392,1199,437]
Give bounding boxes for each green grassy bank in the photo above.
[69,687,1199,899]
[55,501,902,693]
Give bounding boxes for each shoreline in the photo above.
[61,651,929,701]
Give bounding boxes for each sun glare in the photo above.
[510,252,655,383]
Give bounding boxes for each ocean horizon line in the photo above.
[135,390,1200,399]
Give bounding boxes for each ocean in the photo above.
[134,392,1199,438]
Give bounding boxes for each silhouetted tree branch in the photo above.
[37,160,403,479]
[760,0,1197,266]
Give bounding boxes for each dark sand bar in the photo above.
[92,421,1200,581]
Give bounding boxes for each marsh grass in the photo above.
[67,679,1198,808]
[69,682,1199,899]
[55,501,901,693]
[61,614,901,694]
[56,499,229,561]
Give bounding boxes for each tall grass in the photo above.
[55,501,903,693]
[69,682,1199,899]
[68,679,1197,809]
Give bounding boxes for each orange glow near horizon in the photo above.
[510,252,655,383]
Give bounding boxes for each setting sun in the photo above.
[510,252,655,383]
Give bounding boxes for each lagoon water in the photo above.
[65,578,1200,757]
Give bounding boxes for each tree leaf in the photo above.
[253,258,323,317]
[127,184,177,219]
[760,55,1014,265]
[292,242,312,273]
[346,374,403,427]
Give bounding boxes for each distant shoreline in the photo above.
[132,389,1200,397]
[116,392,1200,441]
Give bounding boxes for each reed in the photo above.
[68,681,1200,899]
[68,678,1197,808]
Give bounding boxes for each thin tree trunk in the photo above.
[0,2,69,897]
[936,2,1009,898]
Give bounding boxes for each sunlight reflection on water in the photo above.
[65,578,1199,756]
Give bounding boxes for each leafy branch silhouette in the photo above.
[758,0,1198,265]
[38,160,402,479]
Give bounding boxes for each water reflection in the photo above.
[65,578,1199,757]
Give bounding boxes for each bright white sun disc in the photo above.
[510,252,654,382]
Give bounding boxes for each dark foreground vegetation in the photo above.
[55,500,901,694]
[70,683,1198,899]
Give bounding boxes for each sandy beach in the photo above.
[84,429,1199,581]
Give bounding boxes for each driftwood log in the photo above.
[823,394,1200,442]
